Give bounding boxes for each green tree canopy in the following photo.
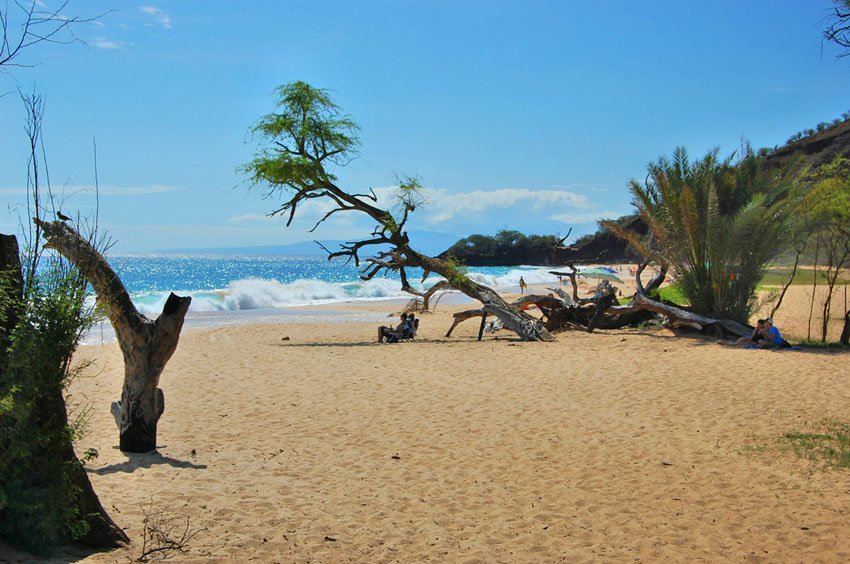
[606,146,792,321]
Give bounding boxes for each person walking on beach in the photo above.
[519,276,528,294]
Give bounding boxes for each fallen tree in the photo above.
[35,219,191,453]
[444,278,752,340]
[243,81,552,341]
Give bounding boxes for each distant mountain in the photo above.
[159,230,462,257]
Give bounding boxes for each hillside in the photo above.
[763,118,850,173]
[556,117,850,265]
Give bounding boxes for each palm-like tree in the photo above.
[607,146,790,321]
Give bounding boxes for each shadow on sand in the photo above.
[91,449,207,475]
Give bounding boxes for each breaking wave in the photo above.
[131,277,415,316]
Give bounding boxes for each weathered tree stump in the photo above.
[35,219,191,453]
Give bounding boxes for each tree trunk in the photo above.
[407,250,554,341]
[636,261,667,295]
[0,233,128,548]
[0,234,24,346]
[35,220,191,453]
[400,279,452,312]
[615,293,751,338]
[445,308,486,337]
[549,268,580,302]
[841,309,850,346]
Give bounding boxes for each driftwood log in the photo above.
[444,287,751,340]
[403,279,452,312]
[35,219,191,453]
[0,233,128,547]
[610,293,751,337]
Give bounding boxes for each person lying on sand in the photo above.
[378,313,407,343]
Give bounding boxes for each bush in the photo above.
[0,253,96,554]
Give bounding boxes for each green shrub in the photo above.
[0,254,96,554]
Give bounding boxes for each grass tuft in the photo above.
[781,420,850,469]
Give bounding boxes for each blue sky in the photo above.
[0,0,848,253]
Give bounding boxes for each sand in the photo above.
[3,282,850,562]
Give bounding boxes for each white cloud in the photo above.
[549,210,628,224]
[412,187,591,225]
[227,213,274,223]
[140,6,172,29]
[90,37,131,50]
[228,200,359,230]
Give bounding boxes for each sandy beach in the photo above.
[3,283,850,562]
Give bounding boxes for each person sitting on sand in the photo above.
[757,318,784,348]
[402,313,418,339]
[378,313,407,343]
[735,319,766,346]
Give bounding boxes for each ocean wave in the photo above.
[466,267,560,287]
[123,266,567,317]
[132,277,420,315]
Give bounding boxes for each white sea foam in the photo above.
[132,277,421,316]
[466,267,560,288]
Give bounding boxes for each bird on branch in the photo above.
[57,211,73,222]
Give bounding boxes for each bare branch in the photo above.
[0,1,109,69]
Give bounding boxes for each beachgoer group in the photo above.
[378,312,418,343]
[736,318,786,348]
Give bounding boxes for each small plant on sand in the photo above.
[782,419,850,469]
[138,498,206,561]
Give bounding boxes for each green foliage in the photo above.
[0,253,96,554]
[241,81,359,201]
[782,420,850,469]
[614,146,791,321]
[790,156,850,341]
[442,256,469,287]
[655,284,688,306]
[444,230,562,265]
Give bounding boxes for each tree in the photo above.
[0,95,127,552]
[824,0,850,57]
[605,146,791,322]
[0,5,129,552]
[794,157,850,342]
[242,81,552,341]
[442,231,562,266]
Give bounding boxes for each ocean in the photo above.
[83,254,564,342]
